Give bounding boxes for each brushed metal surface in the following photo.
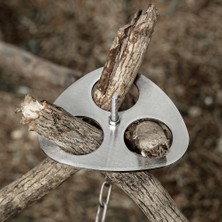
[39,67,189,171]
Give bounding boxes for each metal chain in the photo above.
[95,176,112,222]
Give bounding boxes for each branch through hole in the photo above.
[124,119,172,159]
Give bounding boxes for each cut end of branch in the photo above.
[124,120,171,159]
[20,95,44,124]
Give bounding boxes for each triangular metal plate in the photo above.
[39,67,189,171]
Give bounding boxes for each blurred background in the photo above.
[0,0,222,221]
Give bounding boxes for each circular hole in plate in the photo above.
[63,116,103,155]
[91,82,139,111]
[120,84,139,111]
[124,118,172,159]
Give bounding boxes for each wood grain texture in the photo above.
[125,120,171,158]
[0,5,188,222]
[0,41,81,87]
[93,5,158,111]
[109,172,188,222]
[0,158,77,221]
[17,95,186,222]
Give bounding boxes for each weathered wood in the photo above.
[0,41,81,87]
[109,172,187,222]
[0,94,187,221]
[18,95,186,222]
[21,96,103,155]
[125,120,171,158]
[0,5,188,222]
[93,5,172,159]
[93,6,157,111]
[0,158,77,221]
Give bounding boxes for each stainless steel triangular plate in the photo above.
[39,67,189,171]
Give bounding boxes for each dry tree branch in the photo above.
[0,41,81,87]
[0,5,188,222]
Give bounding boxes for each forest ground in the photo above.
[0,1,222,221]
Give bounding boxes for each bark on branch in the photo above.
[0,5,188,222]
[93,7,157,110]
[19,96,186,222]
[0,41,81,87]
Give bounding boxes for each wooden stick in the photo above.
[0,5,188,221]
[93,7,157,110]
[0,41,81,87]
[17,96,186,222]
[0,96,187,221]
[0,158,78,221]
